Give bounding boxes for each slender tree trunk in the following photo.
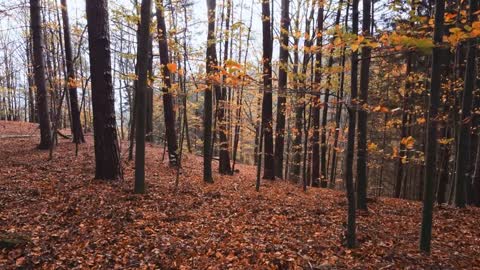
[395,52,413,197]
[216,0,232,174]
[30,0,52,149]
[330,2,350,187]
[292,2,314,181]
[156,0,179,166]
[420,0,445,253]
[274,0,290,179]
[61,0,84,144]
[25,33,36,123]
[204,0,217,182]
[321,0,343,188]
[454,0,478,208]
[261,0,274,179]
[472,135,480,206]
[356,0,372,210]
[134,0,152,193]
[437,129,450,204]
[311,3,324,187]
[146,34,154,142]
[86,0,122,180]
[344,0,360,249]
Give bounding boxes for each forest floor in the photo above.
[0,121,479,269]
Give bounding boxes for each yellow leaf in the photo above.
[438,137,454,145]
[400,136,415,149]
[368,142,378,152]
[351,43,359,52]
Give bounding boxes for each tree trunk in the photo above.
[60,0,84,144]
[420,0,445,253]
[344,0,360,249]
[454,0,478,208]
[216,0,232,174]
[330,2,350,187]
[395,52,413,198]
[25,33,36,123]
[146,34,154,142]
[356,0,372,210]
[311,3,324,187]
[274,0,290,179]
[134,0,152,193]
[30,0,52,150]
[86,0,122,180]
[156,0,179,166]
[321,0,343,188]
[261,0,274,179]
[204,0,216,182]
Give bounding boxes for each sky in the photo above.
[0,0,386,117]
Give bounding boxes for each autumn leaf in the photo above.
[416,117,426,124]
[438,137,454,145]
[368,142,378,152]
[401,136,415,149]
[392,146,399,158]
[166,63,178,73]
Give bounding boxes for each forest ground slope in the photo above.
[1,121,479,269]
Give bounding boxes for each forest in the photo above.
[0,0,479,268]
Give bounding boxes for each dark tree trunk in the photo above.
[437,128,451,204]
[274,0,290,179]
[395,52,413,198]
[134,0,152,194]
[86,0,122,180]
[344,0,359,249]
[261,0,274,179]
[311,4,324,187]
[216,0,232,174]
[292,4,314,181]
[146,34,154,142]
[156,0,179,166]
[472,136,480,206]
[25,34,36,123]
[61,0,84,144]
[204,0,216,183]
[454,0,478,208]
[330,2,350,187]
[30,0,52,149]
[420,0,445,253]
[321,0,343,188]
[356,0,372,210]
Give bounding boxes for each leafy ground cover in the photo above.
[1,121,479,269]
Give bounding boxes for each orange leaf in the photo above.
[166,63,177,73]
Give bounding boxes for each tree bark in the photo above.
[344,0,360,249]
[86,0,122,180]
[454,0,478,208]
[261,0,274,179]
[311,3,324,187]
[274,0,290,179]
[420,0,445,253]
[134,0,152,193]
[30,0,52,150]
[60,0,84,144]
[204,0,216,182]
[156,0,179,166]
[146,34,154,142]
[356,0,372,210]
[395,52,413,198]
